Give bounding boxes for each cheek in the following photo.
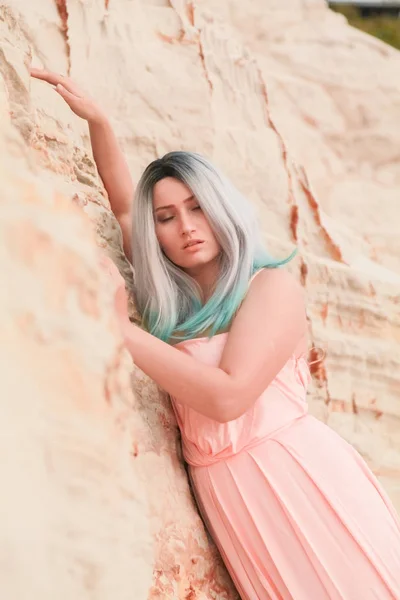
[155,222,166,244]
[155,225,175,255]
[203,220,220,249]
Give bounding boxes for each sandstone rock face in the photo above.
[0,0,399,598]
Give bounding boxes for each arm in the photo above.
[88,118,134,260]
[30,68,134,261]
[121,269,307,422]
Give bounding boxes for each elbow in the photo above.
[205,397,232,423]
[216,406,247,423]
[211,390,250,424]
[213,410,231,424]
[207,372,254,423]
[215,408,247,424]
[215,412,237,424]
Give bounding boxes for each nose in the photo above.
[180,212,196,237]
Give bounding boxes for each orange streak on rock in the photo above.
[300,260,308,287]
[321,303,329,325]
[297,166,344,263]
[308,347,328,391]
[186,2,195,26]
[351,394,359,415]
[290,205,299,242]
[54,0,71,74]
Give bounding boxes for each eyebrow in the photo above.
[154,194,195,212]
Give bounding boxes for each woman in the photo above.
[31,68,400,599]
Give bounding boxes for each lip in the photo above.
[182,239,204,251]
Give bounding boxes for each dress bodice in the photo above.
[171,332,311,467]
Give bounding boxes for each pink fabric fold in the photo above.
[171,335,400,600]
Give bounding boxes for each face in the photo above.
[152,177,221,276]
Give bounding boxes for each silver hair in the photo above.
[131,151,275,341]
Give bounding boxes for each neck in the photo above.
[185,259,220,302]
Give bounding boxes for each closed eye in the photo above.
[158,216,174,223]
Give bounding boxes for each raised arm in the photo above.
[88,118,134,260]
[30,68,134,261]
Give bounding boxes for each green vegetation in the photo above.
[330,5,400,50]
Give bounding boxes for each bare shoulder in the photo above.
[248,267,305,305]
[220,266,308,414]
[227,266,307,341]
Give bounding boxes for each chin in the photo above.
[166,248,221,273]
[181,254,220,273]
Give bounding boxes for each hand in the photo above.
[99,255,131,332]
[30,67,107,125]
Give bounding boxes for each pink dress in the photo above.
[171,289,400,599]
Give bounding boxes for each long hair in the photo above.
[131,151,295,343]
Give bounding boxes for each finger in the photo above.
[30,68,83,97]
[30,68,63,86]
[55,84,83,108]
